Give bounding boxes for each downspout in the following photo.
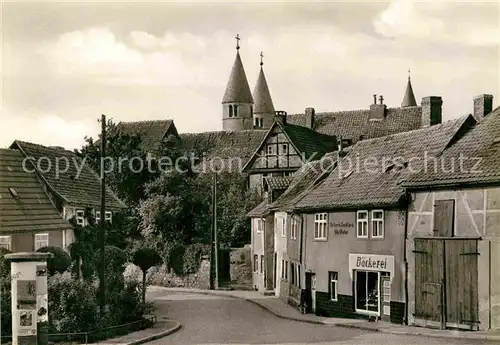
[403,192,410,325]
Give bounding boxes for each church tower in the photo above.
[401,69,417,107]
[252,51,275,129]
[222,34,254,131]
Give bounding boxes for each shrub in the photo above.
[36,246,72,275]
[0,247,12,336]
[130,246,162,302]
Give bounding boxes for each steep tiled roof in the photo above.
[402,77,417,107]
[116,120,177,152]
[403,107,500,188]
[269,153,337,212]
[287,106,422,144]
[10,141,127,210]
[222,52,253,104]
[253,67,275,114]
[180,130,267,173]
[247,199,268,218]
[266,176,293,190]
[0,149,72,234]
[281,123,338,160]
[294,115,474,211]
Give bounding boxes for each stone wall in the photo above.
[229,245,253,290]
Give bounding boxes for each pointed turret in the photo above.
[252,52,275,129]
[222,34,254,131]
[401,69,417,107]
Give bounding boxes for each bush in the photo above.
[1,247,12,336]
[36,246,72,275]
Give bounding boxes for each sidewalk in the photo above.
[90,320,181,345]
[149,286,500,342]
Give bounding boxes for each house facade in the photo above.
[8,140,127,251]
[403,98,499,331]
[290,114,476,323]
[0,149,73,253]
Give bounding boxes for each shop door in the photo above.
[355,271,380,315]
[305,272,316,314]
[380,274,391,321]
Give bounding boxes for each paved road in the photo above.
[147,290,493,345]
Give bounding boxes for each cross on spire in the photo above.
[235,34,240,50]
[260,51,264,66]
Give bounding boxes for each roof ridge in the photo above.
[118,119,173,124]
[12,140,73,154]
[286,106,422,117]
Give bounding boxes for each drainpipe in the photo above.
[403,193,410,325]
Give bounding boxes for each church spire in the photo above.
[253,51,275,115]
[222,34,253,104]
[401,69,417,107]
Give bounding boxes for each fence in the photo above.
[0,315,157,345]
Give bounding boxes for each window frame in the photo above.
[281,259,285,279]
[0,235,12,251]
[356,210,369,238]
[266,145,273,156]
[34,233,49,251]
[253,254,258,272]
[281,218,286,238]
[260,255,264,273]
[290,218,298,240]
[256,218,263,233]
[75,209,85,226]
[314,213,328,240]
[371,210,384,238]
[329,271,338,301]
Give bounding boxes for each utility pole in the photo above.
[209,173,215,290]
[99,114,106,314]
[213,172,219,289]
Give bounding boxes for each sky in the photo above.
[1,0,499,150]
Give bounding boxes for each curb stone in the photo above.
[150,286,500,342]
[96,320,182,345]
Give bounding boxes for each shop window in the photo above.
[371,210,384,238]
[314,213,327,240]
[355,271,379,314]
[253,254,258,272]
[0,236,11,251]
[356,211,368,238]
[329,271,338,301]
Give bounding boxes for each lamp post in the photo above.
[212,172,219,289]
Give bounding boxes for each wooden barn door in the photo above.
[414,239,445,326]
[444,239,479,329]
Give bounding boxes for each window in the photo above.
[290,263,295,285]
[250,106,253,115]
[234,105,238,117]
[75,209,85,226]
[259,118,263,128]
[256,219,263,233]
[8,187,19,198]
[105,211,112,223]
[371,210,384,238]
[281,259,285,279]
[253,254,258,272]
[290,218,298,240]
[95,211,100,223]
[329,271,338,301]
[229,105,233,117]
[266,145,273,155]
[314,213,327,240]
[355,271,379,314]
[34,233,49,251]
[260,255,264,273]
[281,144,288,155]
[281,218,286,237]
[285,260,288,280]
[297,265,301,288]
[0,236,11,250]
[357,211,368,238]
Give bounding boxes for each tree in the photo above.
[36,246,72,275]
[130,246,162,303]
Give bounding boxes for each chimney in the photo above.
[421,96,442,127]
[473,94,493,121]
[369,94,386,120]
[274,110,287,125]
[305,107,315,129]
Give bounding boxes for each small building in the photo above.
[402,96,499,331]
[0,149,73,252]
[8,140,127,250]
[293,114,476,323]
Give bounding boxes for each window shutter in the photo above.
[433,199,455,237]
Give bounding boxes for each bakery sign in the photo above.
[349,253,395,281]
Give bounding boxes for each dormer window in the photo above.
[229,105,233,118]
[8,187,19,198]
